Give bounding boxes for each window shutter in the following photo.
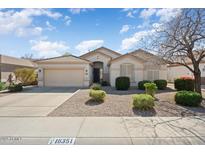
[120,64,126,76]
[147,71,151,80]
[120,64,134,81]
[154,71,159,79]
[147,70,159,80]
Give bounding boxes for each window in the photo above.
[120,63,134,81]
[147,70,159,81]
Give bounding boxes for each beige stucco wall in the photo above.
[37,56,91,87]
[0,55,37,82]
[38,63,91,87]
[167,63,205,82]
[96,48,120,59]
[38,64,91,87]
[0,55,37,68]
[83,52,111,73]
[110,56,168,87]
[88,65,93,85]
[0,63,35,82]
[143,62,167,81]
[83,52,112,82]
[168,66,192,82]
[81,48,121,83]
[110,56,144,87]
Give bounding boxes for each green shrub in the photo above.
[8,83,23,92]
[144,83,157,97]
[101,81,109,86]
[132,94,155,110]
[90,83,102,90]
[14,68,37,86]
[138,80,152,90]
[174,78,194,91]
[89,90,106,102]
[154,79,167,90]
[0,82,7,91]
[115,76,130,90]
[175,91,202,107]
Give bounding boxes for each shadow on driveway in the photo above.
[20,86,80,93]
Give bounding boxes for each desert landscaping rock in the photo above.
[48,87,205,117]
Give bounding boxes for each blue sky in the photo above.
[0,8,181,58]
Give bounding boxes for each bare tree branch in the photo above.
[146,9,205,93]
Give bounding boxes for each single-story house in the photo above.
[168,62,205,84]
[0,54,37,82]
[36,47,168,87]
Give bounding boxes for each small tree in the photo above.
[7,73,14,85]
[14,68,37,85]
[62,52,71,56]
[151,9,205,94]
[21,53,34,60]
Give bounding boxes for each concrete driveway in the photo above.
[0,87,78,116]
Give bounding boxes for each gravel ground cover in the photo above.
[48,86,205,117]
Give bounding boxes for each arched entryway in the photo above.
[93,61,103,83]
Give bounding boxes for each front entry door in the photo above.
[93,68,100,83]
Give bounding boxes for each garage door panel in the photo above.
[44,69,84,87]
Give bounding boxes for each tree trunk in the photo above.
[194,71,201,94]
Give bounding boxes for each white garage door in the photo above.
[44,69,84,87]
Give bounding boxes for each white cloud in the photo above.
[121,9,182,51]
[156,8,181,22]
[0,9,62,37]
[140,9,156,19]
[46,21,56,31]
[16,27,42,37]
[75,40,104,55]
[137,20,151,29]
[127,12,135,18]
[120,25,130,34]
[69,8,94,14]
[20,9,62,19]
[30,40,69,58]
[122,8,138,18]
[64,16,71,26]
[139,8,181,22]
[121,30,154,50]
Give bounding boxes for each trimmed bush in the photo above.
[115,76,130,90]
[144,83,158,97]
[101,81,109,86]
[154,79,167,90]
[132,94,155,110]
[90,83,102,90]
[138,80,152,90]
[8,83,23,92]
[175,91,202,107]
[174,78,194,91]
[0,82,7,91]
[89,90,106,102]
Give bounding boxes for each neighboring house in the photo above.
[0,54,37,82]
[168,62,205,84]
[36,47,167,87]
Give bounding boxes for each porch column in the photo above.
[38,68,44,87]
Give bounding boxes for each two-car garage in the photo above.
[44,69,84,87]
[36,55,92,87]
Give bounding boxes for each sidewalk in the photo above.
[0,116,205,145]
